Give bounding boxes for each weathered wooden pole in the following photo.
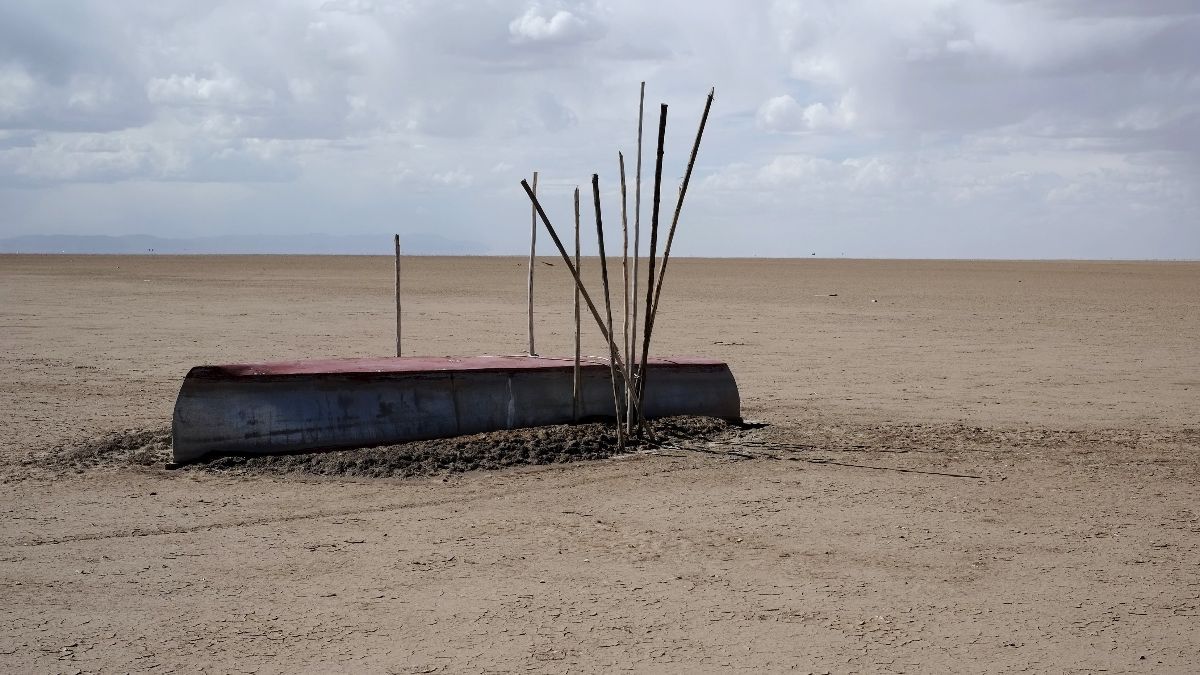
[572,186,582,422]
[618,151,631,429]
[592,174,626,449]
[636,104,668,426]
[629,81,645,432]
[526,171,538,356]
[645,89,715,363]
[394,234,402,357]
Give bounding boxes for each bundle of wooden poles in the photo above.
[521,84,714,450]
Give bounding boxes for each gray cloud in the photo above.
[0,0,1196,258]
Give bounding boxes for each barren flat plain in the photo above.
[2,254,1198,673]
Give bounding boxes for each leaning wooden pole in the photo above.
[629,81,645,432]
[636,104,668,428]
[572,186,582,422]
[618,151,631,429]
[645,88,715,359]
[592,174,626,449]
[526,171,538,356]
[519,180,649,427]
[394,234,402,357]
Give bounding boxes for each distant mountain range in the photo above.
[0,233,489,255]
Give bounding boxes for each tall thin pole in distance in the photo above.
[526,171,538,356]
[592,174,625,450]
[394,234,402,358]
[629,81,645,433]
[572,186,581,422]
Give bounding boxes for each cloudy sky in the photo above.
[1,0,1197,258]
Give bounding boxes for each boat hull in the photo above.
[171,355,740,463]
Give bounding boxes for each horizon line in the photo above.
[3,252,1198,263]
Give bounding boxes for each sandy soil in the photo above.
[1,254,1198,672]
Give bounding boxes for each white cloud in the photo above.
[147,72,277,110]
[756,92,856,132]
[756,95,803,132]
[2,129,302,185]
[768,0,1197,137]
[393,163,474,190]
[64,75,119,113]
[0,63,36,117]
[431,168,474,187]
[319,0,377,15]
[508,6,595,44]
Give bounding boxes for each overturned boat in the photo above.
[171,355,740,464]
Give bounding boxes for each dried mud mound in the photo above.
[201,416,728,478]
[17,416,732,480]
[22,427,173,475]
